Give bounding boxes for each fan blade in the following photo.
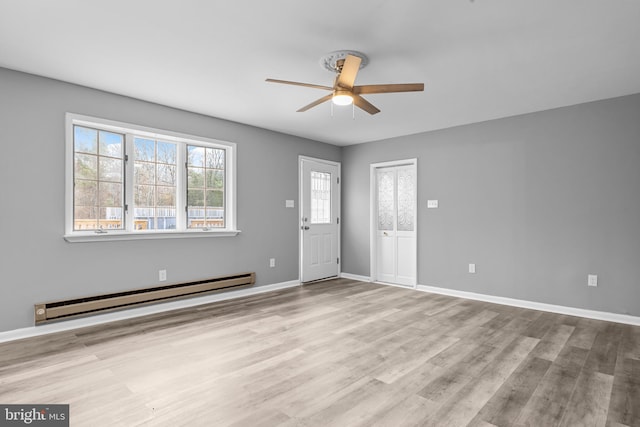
[297,94,333,112]
[335,55,362,89]
[353,83,424,94]
[266,79,333,91]
[353,95,380,115]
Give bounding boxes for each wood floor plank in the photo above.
[423,335,539,427]
[470,355,552,426]
[560,370,614,427]
[584,323,625,376]
[514,345,590,426]
[607,356,640,427]
[0,279,638,426]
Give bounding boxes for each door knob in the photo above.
[383,231,388,236]
[301,226,310,230]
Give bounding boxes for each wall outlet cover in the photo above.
[588,274,598,287]
[427,200,439,209]
[469,263,476,274]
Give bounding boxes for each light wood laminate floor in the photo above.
[1,279,639,426]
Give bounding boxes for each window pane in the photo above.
[99,157,122,182]
[74,126,97,154]
[187,145,226,229]
[206,190,223,207]
[73,125,124,231]
[99,182,122,207]
[187,189,205,207]
[310,171,331,224]
[157,141,176,165]
[74,206,97,230]
[206,148,225,169]
[134,138,155,162]
[74,180,98,206]
[187,146,204,167]
[188,167,204,187]
[99,207,122,229]
[135,185,155,207]
[75,154,97,180]
[206,169,224,189]
[157,186,175,207]
[99,131,123,157]
[157,164,176,186]
[135,162,155,185]
[133,139,177,230]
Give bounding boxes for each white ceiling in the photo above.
[1,1,639,146]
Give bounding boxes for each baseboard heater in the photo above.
[34,272,255,324]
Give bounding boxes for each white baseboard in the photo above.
[0,279,301,344]
[340,272,371,282]
[416,284,640,326]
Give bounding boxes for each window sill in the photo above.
[64,229,241,243]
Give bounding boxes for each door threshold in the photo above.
[373,281,416,289]
[302,276,339,285]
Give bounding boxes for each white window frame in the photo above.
[64,113,240,242]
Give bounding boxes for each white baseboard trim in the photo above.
[416,284,640,326]
[340,272,371,282]
[0,279,301,344]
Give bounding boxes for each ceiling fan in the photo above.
[266,50,424,115]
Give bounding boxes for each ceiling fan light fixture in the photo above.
[332,90,353,106]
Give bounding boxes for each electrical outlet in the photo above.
[159,269,167,282]
[427,200,439,209]
[269,258,276,268]
[469,263,476,274]
[588,274,598,287]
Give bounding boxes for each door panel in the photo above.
[397,234,416,285]
[301,158,340,282]
[374,163,417,287]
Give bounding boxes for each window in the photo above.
[310,171,331,224]
[65,114,238,242]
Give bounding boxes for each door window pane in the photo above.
[397,167,416,231]
[377,170,394,231]
[310,171,331,224]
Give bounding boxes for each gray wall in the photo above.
[342,93,640,317]
[0,68,340,332]
[2,66,639,333]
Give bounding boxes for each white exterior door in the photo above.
[373,162,417,287]
[300,157,340,283]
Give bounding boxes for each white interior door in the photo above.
[300,157,340,283]
[374,163,417,287]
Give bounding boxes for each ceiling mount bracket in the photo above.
[320,50,369,73]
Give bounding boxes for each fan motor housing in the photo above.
[320,50,369,73]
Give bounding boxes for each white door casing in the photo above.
[300,157,340,283]
[371,159,417,287]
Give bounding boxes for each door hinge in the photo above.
[124,154,129,162]
[337,177,340,184]
[124,204,128,212]
[337,217,340,224]
[337,257,340,264]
